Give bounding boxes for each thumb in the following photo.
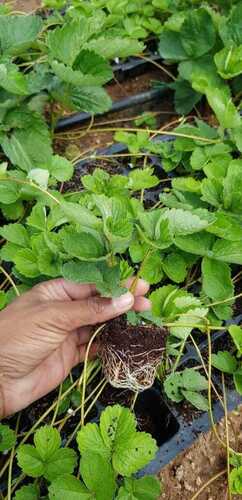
[52,292,135,331]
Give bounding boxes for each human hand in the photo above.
[0,278,150,418]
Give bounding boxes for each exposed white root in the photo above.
[100,345,165,392]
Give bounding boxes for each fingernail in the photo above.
[112,292,134,311]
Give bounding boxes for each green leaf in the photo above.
[49,155,74,182]
[113,432,158,477]
[215,45,242,79]
[181,390,209,411]
[77,422,109,459]
[47,19,85,66]
[162,252,187,283]
[211,351,238,374]
[85,37,144,59]
[164,373,184,403]
[230,467,242,494]
[14,484,39,500]
[174,232,215,256]
[27,204,46,231]
[100,405,137,451]
[0,179,20,204]
[163,208,210,235]
[80,452,116,500]
[229,326,242,354]
[212,239,242,265]
[34,426,60,461]
[182,368,208,392]
[0,223,29,247]
[52,83,112,114]
[0,290,7,310]
[180,8,216,58]
[234,373,242,396]
[17,428,77,482]
[14,248,39,278]
[28,169,49,190]
[2,116,52,171]
[49,475,91,500]
[172,177,201,194]
[74,50,113,85]
[0,64,28,95]
[159,29,187,61]
[207,212,242,242]
[0,424,16,451]
[61,201,100,229]
[170,79,201,115]
[17,445,45,478]
[128,168,160,191]
[117,476,161,500]
[0,15,42,55]
[223,160,242,214]
[202,256,234,304]
[140,251,164,285]
[61,228,107,261]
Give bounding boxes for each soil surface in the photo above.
[159,406,242,500]
[99,315,167,391]
[9,0,41,10]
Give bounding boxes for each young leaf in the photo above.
[164,373,184,403]
[0,424,16,451]
[100,404,137,450]
[77,422,109,460]
[181,390,209,411]
[128,168,160,191]
[113,432,158,477]
[13,484,39,500]
[182,368,208,392]
[117,476,161,500]
[0,63,28,96]
[80,451,116,500]
[49,474,91,500]
[34,426,61,461]
[140,252,164,285]
[49,155,74,182]
[162,252,187,283]
[14,248,39,278]
[211,351,238,374]
[0,223,29,247]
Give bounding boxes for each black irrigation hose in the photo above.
[56,88,167,131]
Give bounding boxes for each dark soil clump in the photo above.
[99,315,167,391]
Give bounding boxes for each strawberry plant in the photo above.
[12,405,160,500]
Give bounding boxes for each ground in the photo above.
[6,1,242,499]
[159,407,242,500]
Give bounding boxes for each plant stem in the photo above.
[7,413,21,500]
[51,383,62,426]
[81,324,105,427]
[190,469,226,500]
[0,266,20,296]
[72,126,221,144]
[222,374,232,500]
